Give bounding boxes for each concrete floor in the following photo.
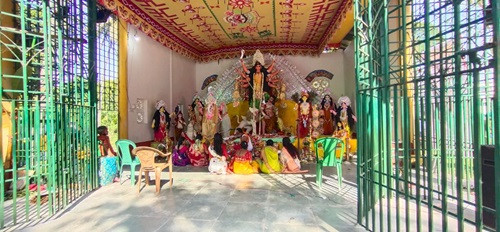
[17,162,364,232]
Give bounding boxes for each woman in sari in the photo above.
[208,133,229,174]
[173,136,190,166]
[188,134,208,166]
[258,140,282,174]
[280,137,308,173]
[229,141,258,174]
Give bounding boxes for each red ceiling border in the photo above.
[98,0,353,62]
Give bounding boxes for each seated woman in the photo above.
[229,141,258,174]
[234,128,253,152]
[173,136,190,166]
[258,140,282,174]
[280,137,308,173]
[208,133,229,174]
[188,134,208,166]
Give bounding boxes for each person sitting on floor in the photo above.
[208,133,229,174]
[258,140,282,174]
[280,137,308,174]
[187,134,208,166]
[173,136,190,166]
[229,141,258,174]
[234,128,253,152]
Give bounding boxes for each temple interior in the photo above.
[1,0,499,231]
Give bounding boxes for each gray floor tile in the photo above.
[266,223,320,232]
[176,201,227,220]
[105,216,168,232]
[219,202,267,222]
[211,220,264,232]
[267,190,312,205]
[229,189,269,203]
[264,204,317,225]
[18,166,364,232]
[157,217,215,232]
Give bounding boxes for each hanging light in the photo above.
[134,29,140,41]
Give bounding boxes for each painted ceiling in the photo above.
[100,0,354,62]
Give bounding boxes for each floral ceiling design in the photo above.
[99,0,353,62]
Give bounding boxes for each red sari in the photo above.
[228,149,258,174]
[188,143,208,166]
[322,108,334,135]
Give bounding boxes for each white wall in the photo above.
[343,43,356,110]
[127,26,196,142]
[195,50,356,103]
[171,51,197,109]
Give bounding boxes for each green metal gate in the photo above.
[0,0,98,228]
[355,0,499,231]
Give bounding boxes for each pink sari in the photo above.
[280,148,308,174]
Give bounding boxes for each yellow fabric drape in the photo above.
[118,18,128,139]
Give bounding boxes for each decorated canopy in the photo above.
[99,0,353,62]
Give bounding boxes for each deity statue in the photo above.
[298,91,311,138]
[186,105,196,140]
[172,105,186,142]
[202,87,219,142]
[335,96,357,137]
[311,105,321,139]
[320,94,337,135]
[151,100,171,142]
[219,103,231,138]
[237,114,253,134]
[279,82,286,101]
[191,97,204,134]
[238,49,280,109]
[249,107,259,135]
[232,81,242,107]
[262,95,277,134]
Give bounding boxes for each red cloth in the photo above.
[298,114,310,138]
[154,124,167,142]
[322,109,334,135]
[228,149,252,172]
[188,143,208,166]
[210,144,229,159]
[183,133,195,144]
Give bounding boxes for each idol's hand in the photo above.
[240,49,245,59]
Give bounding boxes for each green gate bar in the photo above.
[0,0,113,228]
[493,0,500,229]
[355,0,498,231]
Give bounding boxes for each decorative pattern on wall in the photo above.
[305,69,334,82]
[98,0,353,62]
[201,74,218,90]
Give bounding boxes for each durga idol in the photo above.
[238,49,280,109]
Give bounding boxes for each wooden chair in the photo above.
[132,146,173,193]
